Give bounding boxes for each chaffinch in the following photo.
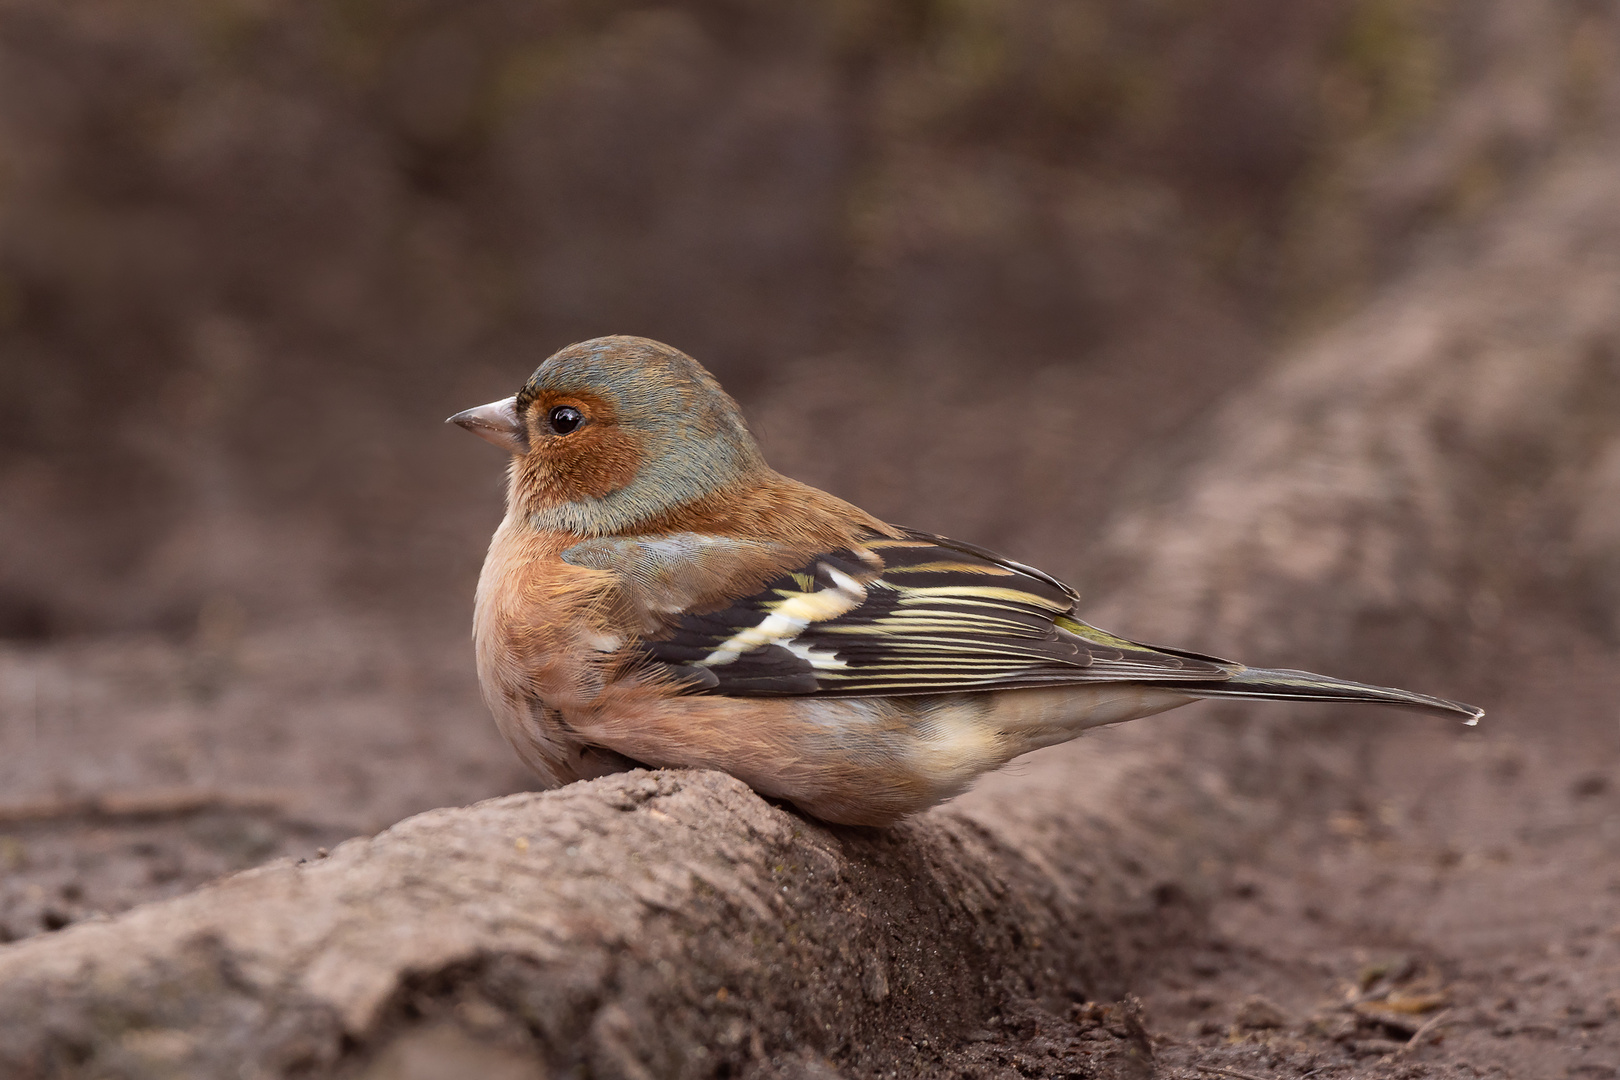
[450,336,1482,826]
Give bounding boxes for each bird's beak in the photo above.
[447,395,527,453]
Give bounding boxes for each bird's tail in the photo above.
[1167,666,1483,724]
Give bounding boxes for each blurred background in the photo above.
[2,5,1619,1050]
[8,0,1582,639]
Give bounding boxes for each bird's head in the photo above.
[449,336,767,535]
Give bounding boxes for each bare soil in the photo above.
[2,606,1616,1077]
[0,616,529,944]
[1138,627,1620,1079]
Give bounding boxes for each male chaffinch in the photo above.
[450,336,1482,826]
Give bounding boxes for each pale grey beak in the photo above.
[447,395,526,453]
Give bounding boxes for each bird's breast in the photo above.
[473,517,623,782]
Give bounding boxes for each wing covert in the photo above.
[636,530,1239,697]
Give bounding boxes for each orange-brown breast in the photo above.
[473,517,627,783]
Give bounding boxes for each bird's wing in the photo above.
[601,529,1240,697]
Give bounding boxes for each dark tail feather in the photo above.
[1169,666,1483,724]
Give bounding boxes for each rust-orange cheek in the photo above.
[519,424,644,506]
[508,390,640,507]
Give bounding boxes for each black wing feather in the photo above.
[638,529,1238,697]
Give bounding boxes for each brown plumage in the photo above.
[451,335,1482,826]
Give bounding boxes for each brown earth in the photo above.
[3,2,1620,1077]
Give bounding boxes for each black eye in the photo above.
[547,406,584,435]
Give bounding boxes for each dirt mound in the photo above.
[0,764,1205,1079]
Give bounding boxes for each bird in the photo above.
[449,335,1482,826]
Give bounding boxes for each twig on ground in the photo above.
[1396,1008,1455,1055]
[0,786,298,824]
[1195,1065,1270,1080]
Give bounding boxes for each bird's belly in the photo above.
[475,641,577,781]
[563,683,1199,826]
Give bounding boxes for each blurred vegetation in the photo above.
[0,0,1612,636]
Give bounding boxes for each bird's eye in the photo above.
[547,406,584,435]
